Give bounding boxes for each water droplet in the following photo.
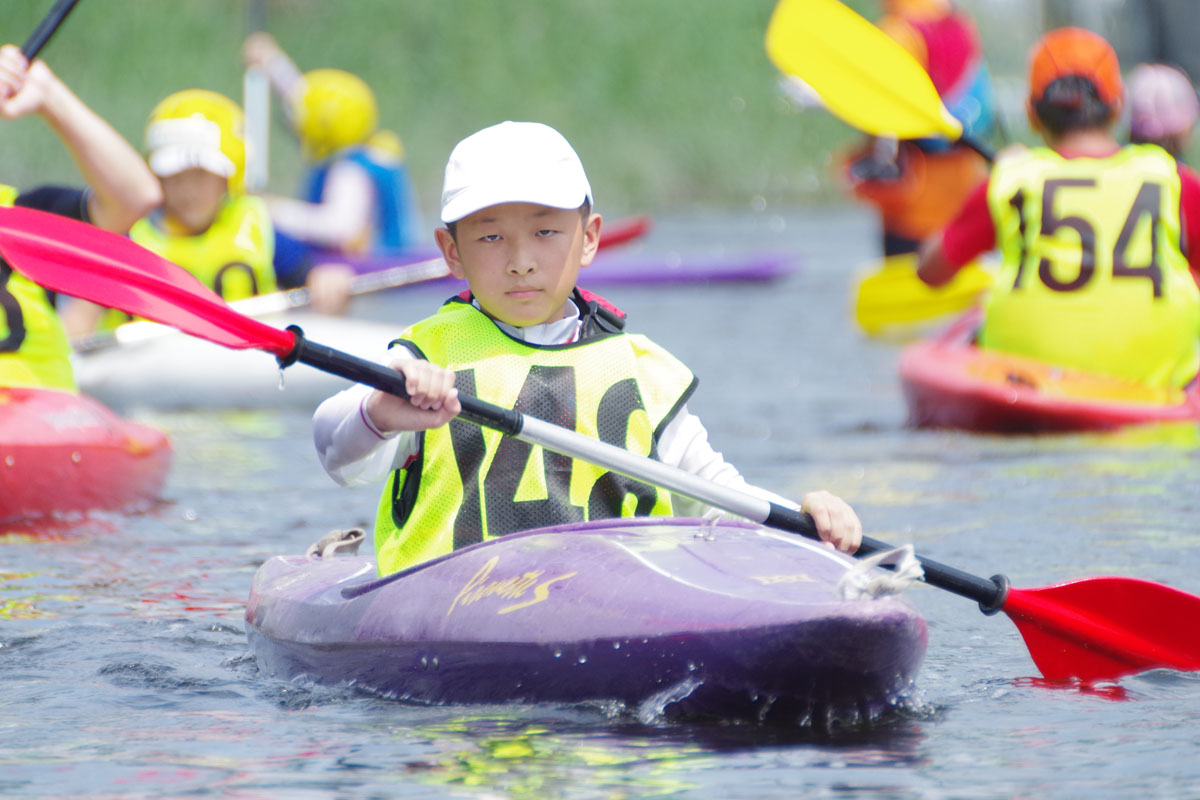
[71,451,82,463]
[182,509,198,521]
[430,656,439,669]
[611,641,620,650]
[4,456,12,467]
[687,661,697,672]
[552,648,562,658]
[420,656,428,669]
[278,369,286,391]
[577,655,588,664]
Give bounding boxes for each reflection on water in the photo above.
[0,570,77,619]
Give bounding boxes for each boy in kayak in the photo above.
[837,0,995,257]
[1128,63,1199,162]
[918,28,1200,390]
[0,44,161,390]
[242,33,422,290]
[314,121,862,574]
[62,89,351,337]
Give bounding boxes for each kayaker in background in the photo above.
[313,121,862,575]
[61,89,353,338]
[241,33,422,295]
[0,44,161,391]
[1128,62,1199,163]
[918,28,1200,390]
[836,0,996,257]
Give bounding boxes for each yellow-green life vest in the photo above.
[101,194,275,331]
[984,144,1200,388]
[374,300,697,575]
[0,185,76,391]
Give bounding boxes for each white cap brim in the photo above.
[148,146,235,179]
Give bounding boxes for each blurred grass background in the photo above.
[0,0,1123,222]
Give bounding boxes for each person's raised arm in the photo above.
[916,236,958,287]
[242,32,304,105]
[0,45,160,233]
[917,180,994,286]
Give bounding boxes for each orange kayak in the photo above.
[900,310,1200,433]
[0,387,171,522]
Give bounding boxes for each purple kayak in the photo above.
[246,517,926,724]
[326,249,798,286]
[580,249,797,286]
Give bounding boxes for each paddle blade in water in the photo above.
[765,0,963,140]
[1003,577,1200,682]
[0,206,295,356]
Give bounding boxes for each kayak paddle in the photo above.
[764,0,993,160]
[764,0,997,334]
[70,214,653,352]
[854,254,992,336]
[242,0,270,194]
[70,255,452,353]
[22,0,82,60]
[3,205,1198,684]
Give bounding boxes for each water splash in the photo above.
[635,676,702,725]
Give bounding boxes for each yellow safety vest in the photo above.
[0,185,76,391]
[374,300,697,575]
[984,144,1200,388]
[124,193,275,305]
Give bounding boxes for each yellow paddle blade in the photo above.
[854,254,991,336]
[765,0,963,141]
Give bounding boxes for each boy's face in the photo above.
[160,168,227,235]
[436,202,602,327]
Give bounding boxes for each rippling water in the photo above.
[4,208,1200,798]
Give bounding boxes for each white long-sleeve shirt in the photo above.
[312,301,796,518]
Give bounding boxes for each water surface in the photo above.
[4,208,1199,798]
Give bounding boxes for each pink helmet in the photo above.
[1129,63,1200,141]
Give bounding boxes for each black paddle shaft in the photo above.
[282,326,522,436]
[22,0,82,59]
[283,328,1011,615]
[764,503,1009,612]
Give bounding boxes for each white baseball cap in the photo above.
[440,121,592,223]
[145,116,237,179]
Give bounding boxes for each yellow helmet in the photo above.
[290,68,378,161]
[145,90,247,193]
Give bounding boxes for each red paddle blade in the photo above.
[599,215,652,249]
[0,206,294,357]
[1004,577,1200,682]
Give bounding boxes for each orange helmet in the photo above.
[1028,27,1122,108]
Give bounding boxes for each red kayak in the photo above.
[0,387,171,522]
[900,310,1200,433]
